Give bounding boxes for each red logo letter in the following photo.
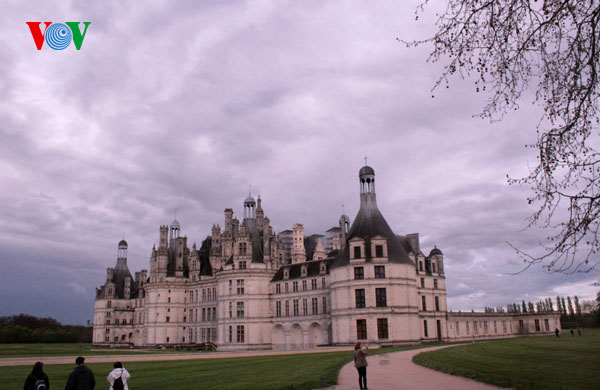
[26,22,52,50]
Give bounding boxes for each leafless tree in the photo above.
[404,0,600,273]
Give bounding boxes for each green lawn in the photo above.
[0,345,422,390]
[0,343,197,358]
[413,329,600,389]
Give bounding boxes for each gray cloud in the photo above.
[0,0,597,324]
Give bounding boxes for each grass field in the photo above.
[413,329,600,389]
[0,343,201,358]
[0,345,422,390]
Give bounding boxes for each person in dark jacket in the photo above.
[353,342,368,390]
[24,361,49,390]
[65,357,95,390]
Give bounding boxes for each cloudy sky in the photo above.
[1,0,598,325]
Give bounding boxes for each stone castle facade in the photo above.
[93,165,560,350]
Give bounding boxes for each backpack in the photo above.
[113,371,124,390]
[34,378,46,390]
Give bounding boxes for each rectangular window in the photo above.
[355,289,366,308]
[302,280,307,291]
[285,282,289,293]
[322,277,326,288]
[456,321,460,335]
[322,296,327,314]
[239,260,247,269]
[354,267,364,280]
[239,242,247,255]
[311,279,317,290]
[357,319,367,340]
[423,320,428,337]
[202,308,206,322]
[293,299,299,316]
[374,266,385,279]
[285,301,289,317]
[293,281,298,292]
[519,320,524,329]
[466,321,470,335]
[419,262,424,272]
[166,316,170,323]
[503,321,507,333]
[375,245,384,258]
[203,288,207,301]
[377,318,389,339]
[236,325,245,343]
[237,302,244,318]
[303,299,308,315]
[420,278,425,288]
[276,301,281,317]
[376,288,387,307]
[484,321,488,334]
[228,302,232,318]
[237,280,244,295]
[354,246,362,259]
[422,295,427,311]
[474,321,478,334]
[435,296,440,311]
[494,321,498,334]
[535,319,540,332]
[433,279,438,289]
[544,319,550,331]
[276,283,281,294]
[312,297,319,315]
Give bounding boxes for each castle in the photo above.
[93,165,560,350]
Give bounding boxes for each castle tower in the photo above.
[159,226,168,249]
[256,195,264,226]
[169,219,180,245]
[118,239,128,259]
[291,223,306,263]
[339,213,350,248]
[244,193,256,219]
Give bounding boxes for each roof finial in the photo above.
[342,204,346,215]
[364,155,368,166]
[174,208,177,220]
[249,185,252,197]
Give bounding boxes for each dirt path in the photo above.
[333,345,500,390]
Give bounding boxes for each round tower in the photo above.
[118,239,128,259]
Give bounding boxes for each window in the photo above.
[275,283,281,294]
[293,299,299,316]
[466,321,470,335]
[420,278,425,288]
[236,325,245,343]
[301,266,307,277]
[375,245,384,258]
[374,266,385,279]
[166,316,170,323]
[302,280,307,291]
[503,321,507,333]
[423,320,428,337]
[276,301,281,317]
[239,261,247,269]
[237,280,244,295]
[433,279,438,289]
[293,281,298,292]
[474,321,478,334]
[322,296,327,314]
[544,319,550,331]
[203,288,207,301]
[354,267,364,280]
[228,302,232,318]
[419,261,424,272]
[435,296,440,311]
[322,277,326,288]
[456,321,460,335]
[355,289,366,308]
[494,321,498,333]
[285,301,290,316]
[107,300,112,308]
[484,321,488,334]
[239,242,247,255]
[377,318,389,339]
[229,326,233,343]
[312,297,318,315]
[519,320,524,329]
[237,302,244,318]
[376,288,387,307]
[357,319,367,340]
[166,336,170,343]
[432,262,437,273]
[535,319,540,332]
[422,296,427,311]
[303,299,308,315]
[285,283,289,293]
[168,297,171,303]
[353,246,362,259]
[311,279,317,290]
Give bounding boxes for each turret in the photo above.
[159,225,168,249]
[224,209,233,233]
[169,219,180,245]
[244,193,256,219]
[118,239,128,259]
[291,223,306,263]
[314,238,326,260]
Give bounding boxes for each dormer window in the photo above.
[239,242,247,255]
[301,265,307,277]
[371,236,388,262]
[283,268,289,279]
[349,237,365,262]
[320,262,326,274]
[354,246,362,258]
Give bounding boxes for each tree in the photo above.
[522,300,527,313]
[567,296,575,317]
[561,296,568,315]
[575,295,582,316]
[407,0,600,273]
[556,296,563,313]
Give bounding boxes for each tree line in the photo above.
[0,314,92,343]
[484,293,600,328]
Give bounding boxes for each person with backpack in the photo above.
[23,361,49,390]
[107,362,130,390]
[65,356,95,390]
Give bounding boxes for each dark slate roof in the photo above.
[396,235,416,255]
[429,247,443,256]
[244,219,264,263]
[359,165,375,176]
[118,239,128,247]
[271,257,333,282]
[331,192,414,268]
[112,258,137,299]
[198,237,213,276]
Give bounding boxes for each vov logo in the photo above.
[26,22,91,50]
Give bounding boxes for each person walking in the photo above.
[107,362,130,390]
[65,357,95,390]
[354,342,368,390]
[23,361,49,390]
[554,328,560,337]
